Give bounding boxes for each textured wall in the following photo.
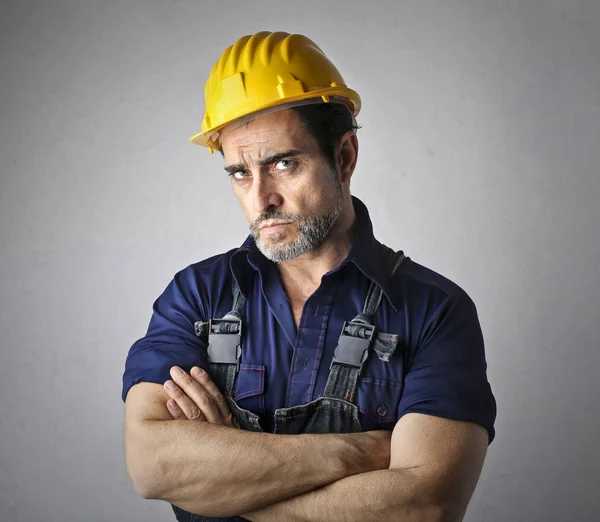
[1,1,599,521]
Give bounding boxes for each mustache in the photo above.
[250,211,303,233]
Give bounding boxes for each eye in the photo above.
[275,159,294,171]
[230,170,251,181]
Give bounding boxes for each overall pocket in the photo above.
[274,396,361,434]
[223,363,266,432]
[234,363,266,416]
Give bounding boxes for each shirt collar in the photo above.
[230,196,402,311]
[341,196,402,312]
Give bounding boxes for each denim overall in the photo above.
[172,251,406,522]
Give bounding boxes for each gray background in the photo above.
[1,1,599,521]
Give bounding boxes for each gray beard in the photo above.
[250,183,344,263]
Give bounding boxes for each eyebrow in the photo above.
[224,149,304,174]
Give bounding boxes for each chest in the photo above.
[226,281,407,432]
[235,271,406,392]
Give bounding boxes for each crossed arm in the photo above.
[124,366,488,521]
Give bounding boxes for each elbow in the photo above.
[124,424,166,500]
[126,455,164,500]
[418,504,449,522]
[131,478,155,500]
[408,500,462,522]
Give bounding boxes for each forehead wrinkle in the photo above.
[226,137,297,169]
[221,109,314,166]
[227,145,269,170]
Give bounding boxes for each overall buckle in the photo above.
[330,321,376,373]
[207,318,242,370]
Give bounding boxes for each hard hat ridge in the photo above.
[190,31,361,153]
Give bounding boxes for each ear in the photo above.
[335,131,359,183]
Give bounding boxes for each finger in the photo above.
[166,399,188,420]
[163,379,207,422]
[166,395,202,421]
[190,366,233,423]
[169,366,224,424]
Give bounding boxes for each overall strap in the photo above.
[323,250,406,402]
[194,277,246,398]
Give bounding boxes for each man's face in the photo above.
[220,108,344,263]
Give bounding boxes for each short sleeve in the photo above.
[121,268,208,402]
[398,291,497,443]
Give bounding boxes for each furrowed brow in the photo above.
[224,163,245,174]
[257,149,304,167]
[224,149,304,174]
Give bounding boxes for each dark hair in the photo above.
[291,102,360,170]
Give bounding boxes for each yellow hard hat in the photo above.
[190,31,361,153]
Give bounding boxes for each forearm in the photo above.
[126,418,384,517]
[243,468,446,522]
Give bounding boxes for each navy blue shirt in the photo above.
[122,197,496,442]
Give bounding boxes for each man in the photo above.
[122,31,496,522]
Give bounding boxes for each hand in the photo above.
[163,365,239,428]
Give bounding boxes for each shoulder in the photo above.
[157,247,244,319]
[170,247,240,291]
[393,256,476,312]
[398,257,472,300]
[388,256,482,349]
[178,247,239,277]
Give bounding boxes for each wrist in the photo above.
[343,430,392,474]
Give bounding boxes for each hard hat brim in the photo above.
[189,86,361,151]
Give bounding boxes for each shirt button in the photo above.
[376,405,388,417]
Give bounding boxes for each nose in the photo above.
[252,173,282,214]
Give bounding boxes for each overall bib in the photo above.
[172,251,406,522]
